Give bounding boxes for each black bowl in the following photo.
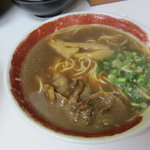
[11,0,75,17]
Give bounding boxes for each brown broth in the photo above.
[20,25,146,133]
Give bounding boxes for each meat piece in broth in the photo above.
[85,91,114,113]
[69,77,91,99]
[43,83,68,107]
[41,73,130,127]
[55,92,68,107]
[43,84,56,104]
[52,73,69,96]
[71,101,93,125]
[69,80,84,104]
[87,91,129,127]
[67,80,93,125]
[80,83,91,99]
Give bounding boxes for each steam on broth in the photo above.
[21,25,150,133]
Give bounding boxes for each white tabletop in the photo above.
[1,0,150,149]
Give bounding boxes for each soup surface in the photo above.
[21,25,150,134]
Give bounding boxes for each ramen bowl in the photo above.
[5,12,150,143]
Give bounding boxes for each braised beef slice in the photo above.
[85,91,114,113]
[43,84,56,104]
[52,73,70,96]
[69,80,84,104]
[43,74,129,127]
[55,92,68,107]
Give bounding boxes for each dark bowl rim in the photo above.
[11,0,62,4]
